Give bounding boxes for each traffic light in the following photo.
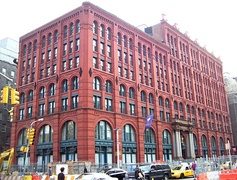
[20,146,28,152]
[0,86,9,104]
[11,89,20,105]
[28,128,35,146]
[26,128,31,139]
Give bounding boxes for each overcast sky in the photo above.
[1,0,236,76]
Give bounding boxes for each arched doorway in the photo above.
[144,128,156,163]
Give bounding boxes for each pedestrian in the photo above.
[84,166,88,173]
[48,166,52,176]
[192,162,196,171]
[135,165,144,180]
[58,167,65,180]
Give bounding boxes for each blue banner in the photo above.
[145,114,154,128]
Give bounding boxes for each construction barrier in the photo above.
[205,171,219,180]
[220,170,237,180]
[2,176,23,180]
[196,172,207,180]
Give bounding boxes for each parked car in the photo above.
[139,164,171,180]
[81,173,118,180]
[171,165,194,179]
[105,168,128,180]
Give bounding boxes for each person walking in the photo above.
[58,167,65,180]
[48,166,52,176]
[135,165,144,180]
[84,166,88,173]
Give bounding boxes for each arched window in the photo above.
[138,43,141,54]
[123,35,127,47]
[95,120,112,140]
[48,33,52,45]
[174,101,178,110]
[117,33,121,45]
[38,125,53,143]
[187,105,190,113]
[179,102,183,112]
[28,42,32,53]
[33,40,37,51]
[141,91,146,102]
[93,21,98,34]
[49,83,55,96]
[162,130,171,144]
[63,25,67,38]
[54,30,58,43]
[76,20,80,33]
[62,79,68,92]
[42,36,46,48]
[105,80,112,93]
[122,124,135,142]
[93,77,101,90]
[158,96,163,106]
[72,76,79,90]
[107,28,111,40]
[211,136,216,148]
[18,128,27,145]
[28,90,34,101]
[129,87,135,99]
[100,24,105,37]
[191,106,195,114]
[39,86,45,99]
[143,45,146,56]
[129,38,133,50]
[165,98,169,108]
[149,93,153,104]
[119,84,126,96]
[144,128,155,143]
[62,120,77,140]
[20,93,25,104]
[202,135,207,147]
[69,23,73,36]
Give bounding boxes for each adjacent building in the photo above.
[11,2,232,167]
[0,37,18,152]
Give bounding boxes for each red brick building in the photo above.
[11,2,232,166]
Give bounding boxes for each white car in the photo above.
[81,173,118,180]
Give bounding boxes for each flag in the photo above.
[145,114,154,128]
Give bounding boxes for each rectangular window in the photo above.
[40,69,44,79]
[107,45,111,57]
[62,61,66,71]
[108,62,112,73]
[105,98,112,111]
[33,56,36,67]
[69,41,73,53]
[39,103,45,116]
[53,64,57,74]
[54,47,57,59]
[63,43,67,55]
[100,59,105,71]
[48,101,55,114]
[124,68,128,78]
[41,52,45,63]
[118,49,121,61]
[130,103,135,115]
[72,95,78,109]
[130,54,133,66]
[47,67,50,76]
[141,106,146,117]
[69,58,73,69]
[93,39,97,52]
[76,38,80,51]
[27,58,31,69]
[48,50,51,61]
[75,56,79,67]
[130,70,134,80]
[160,110,164,121]
[93,57,98,68]
[124,52,127,63]
[27,106,33,118]
[120,101,126,114]
[19,109,24,120]
[62,98,68,111]
[118,66,122,76]
[100,42,104,54]
[166,112,170,122]
[93,95,101,109]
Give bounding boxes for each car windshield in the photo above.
[173,166,182,170]
[140,165,150,171]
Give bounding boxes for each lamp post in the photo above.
[23,118,43,173]
[114,128,120,168]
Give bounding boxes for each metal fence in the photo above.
[8,155,237,175]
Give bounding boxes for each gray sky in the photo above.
[1,0,236,76]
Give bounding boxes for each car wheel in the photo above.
[163,175,169,180]
[180,173,184,179]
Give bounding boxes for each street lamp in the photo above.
[114,128,120,168]
[23,118,44,173]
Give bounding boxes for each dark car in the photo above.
[105,168,128,180]
[139,164,171,180]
